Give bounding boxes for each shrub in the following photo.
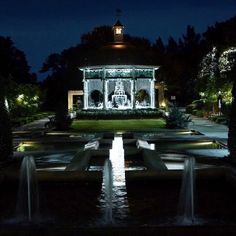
[55,103,72,130]
[165,106,191,129]
[209,115,229,125]
[195,110,204,117]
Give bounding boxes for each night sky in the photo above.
[1,0,236,79]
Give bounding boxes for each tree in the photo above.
[179,26,206,104]
[0,36,39,119]
[162,37,182,102]
[203,16,236,48]
[152,37,165,70]
[197,46,234,115]
[10,83,43,117]
[55,102,72,131]
[156,28,206,106]
[228,81,236,162]
[81,25,113,48]
[199,15,236,112]
[0,36,36,84]
[197,47,221,104]
[218,47,236,161]
[165,105,191,129]
[0,75,12,161]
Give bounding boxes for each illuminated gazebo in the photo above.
[68,19,163,111]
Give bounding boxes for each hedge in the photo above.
[76,109,165,120]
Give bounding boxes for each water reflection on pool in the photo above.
[88,166,147,171]
[149,141,224,150]
[16,142,85,152]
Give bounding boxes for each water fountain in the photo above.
[100,134,129,225]
[177,156,195,225]
[16,156,39,223]
[111,80,128,108]
[103,159,113,224]
[2,129,236,236]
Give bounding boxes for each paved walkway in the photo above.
[188,115,228,140]
[186,115,229,157]
[13,117,51,132]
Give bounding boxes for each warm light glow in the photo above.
[160,101,166,107]
[177,131,192,135]
[199,92,205,97]
[33,95,39,101]
[37,166,66,171]
[192,141,213,146]
[115,28,122,34]
[16,143,34,152]
[112,44,125,49]
[17,94,24,102]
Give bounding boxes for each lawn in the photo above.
[71,119,166,132]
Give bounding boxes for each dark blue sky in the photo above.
[1,0,236,78]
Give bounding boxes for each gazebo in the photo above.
[68,20,165,111]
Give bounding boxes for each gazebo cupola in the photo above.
[113,20,124,43]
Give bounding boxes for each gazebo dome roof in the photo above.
[113,20,123,27]
[81,19,157,68]
[82,42,155,67]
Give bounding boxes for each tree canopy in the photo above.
[0,36,36,84]
[39,15,236,109]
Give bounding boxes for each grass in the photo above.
[71,118,166,132]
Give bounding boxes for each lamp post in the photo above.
[217,91,223,115]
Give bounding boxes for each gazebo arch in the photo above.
[68,90,83,110]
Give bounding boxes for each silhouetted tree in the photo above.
[162,37,182,103]
[203,16,236,48]
[125,35,151,49]
[0,36,36,85]
[0,75,12,161]
[55,102,72,131]
[81,25,113,48]
[157,26,206,105]
[217,48,236,161]
[228,81,236,162]
[179,26,206,104]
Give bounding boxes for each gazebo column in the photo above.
[102,68,106,109]
[104,80,108,110]
[84,80,89,109]
[132,68,136,109]
[132,79,136,109]
[150,79,155,108]
[68,91,73,111]
[102,78,105,109]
